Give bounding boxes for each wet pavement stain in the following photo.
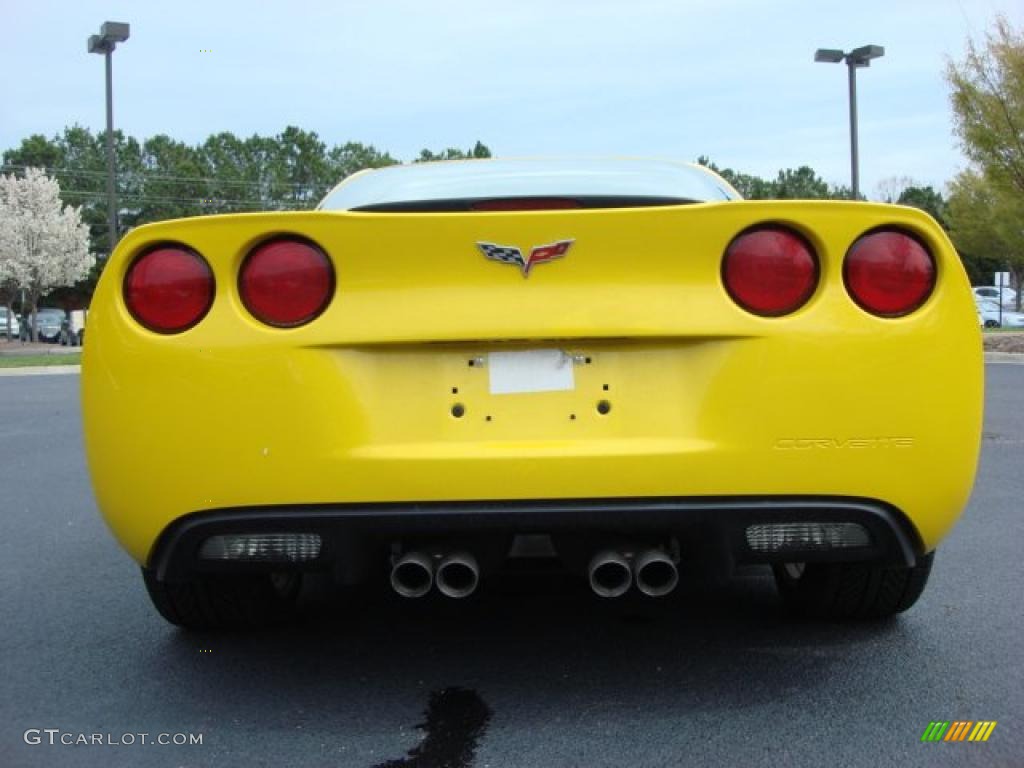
[373,687,492,768]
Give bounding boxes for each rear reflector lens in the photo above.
[124,245,214,333]
[723,226,818,316]
[745,522,870,553]
[240,237,333,327]
[199,533,322,562]
[844,229,935,316]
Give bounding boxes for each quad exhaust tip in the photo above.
[390,551,434,598]
[394,545,676,600]
[435,551,480,599]
[588,547,679,598]
[391,550,480,599]
[588,550,633,598]
[634,548,679,597]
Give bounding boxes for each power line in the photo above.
[59,188,269,203]
[55,188,300,208]
[0,162,329,191]
[0,162,324,190]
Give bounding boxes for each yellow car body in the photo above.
[81,160,982,625]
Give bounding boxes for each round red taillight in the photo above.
[722,226,818,316]
[239,237,334,327]
[124,244,215,333]
[844,229,935,317]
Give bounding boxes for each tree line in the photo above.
[1,128,491,259]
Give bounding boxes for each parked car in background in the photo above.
[0,307,20,339]
[977,298,1024,329]
[977,299,1001,328]
[21,308,65,343]
[60,309,87,346]
[973,285,1018,308]
[1004,313,1024,329]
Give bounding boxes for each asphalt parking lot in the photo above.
[1,366,1021,768]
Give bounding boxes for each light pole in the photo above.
[814,44,884,200]
[87,21,130,252]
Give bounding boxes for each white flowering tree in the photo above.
[0,168,93,341]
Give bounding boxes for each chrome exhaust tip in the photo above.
[588,550,633,598]
[435,551,480,599]
[390,551,434,598]
[634,549,679,597]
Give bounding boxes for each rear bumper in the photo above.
[83,203,983,565]
[148,495,924,581]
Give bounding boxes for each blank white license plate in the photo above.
[488,349,575,395]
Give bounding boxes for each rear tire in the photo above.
[772,551,934,620]
[142,569,301,630]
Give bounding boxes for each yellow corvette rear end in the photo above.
[82,159,982,628]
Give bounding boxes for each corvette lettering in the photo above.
[477,239,574,277]
[774,437,915,449]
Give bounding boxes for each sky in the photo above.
[1,0,1020,200]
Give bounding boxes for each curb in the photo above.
[984,352,1024,364]
[0,365,81,377]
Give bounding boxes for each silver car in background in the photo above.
[973,285,1019,308]
[20,308,65,342]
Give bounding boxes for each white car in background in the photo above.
[60,309,88,346]
[973,285,1018,308]
[0,307,20,339]
[977,299,1024,329]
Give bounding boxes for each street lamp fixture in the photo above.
[814,44,885,199]
[87,21,130,253]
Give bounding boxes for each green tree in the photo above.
[897,186,948,228]
[946,16,1024,306]
[3,134,62,168]
[139,134,207,222]
[722,169,776,199]
[326,142,398,183]
[947,169,1024,302]
[415,141,492,163]
[771,166,831,199]
[265,126,331,207]
[200,131,260,213]
[695,157,772,198]
[696,157,847,200]
[947,16,1024,196]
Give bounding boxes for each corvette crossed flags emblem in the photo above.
[477,239,574,277]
